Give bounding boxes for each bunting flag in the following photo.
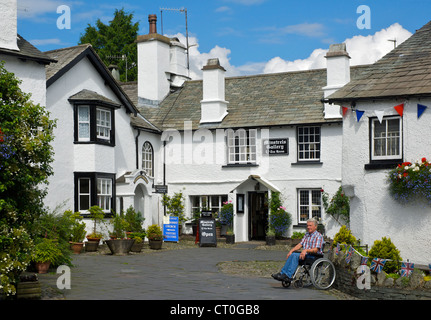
[335,243,340,256]
[394,103,404,117]
[345,246,354,264]
[400,262,415,277]
[374,110,385,124]
[360,256,368,265]
[418,104,428,119]
[370,258,386,273]
[342,106,349,117]
[356,110,365,122]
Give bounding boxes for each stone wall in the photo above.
[328,248,431,300]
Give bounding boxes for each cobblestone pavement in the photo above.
[37,240,356,301]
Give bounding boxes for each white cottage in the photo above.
[328,21,431,264]
[123,15,369,241]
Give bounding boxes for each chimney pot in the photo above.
[148,14,157,34]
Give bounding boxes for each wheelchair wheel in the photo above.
[310,258,336,290]
[281,279,291,288]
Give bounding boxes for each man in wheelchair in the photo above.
[272,218,323,283]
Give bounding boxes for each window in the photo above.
[297,126,321,161]
[96,108,111,140]
[74,173,115,214]
[227,129,257,164]
[371,116,402,160]
[298,189,322,223]
[78,106,90,141]
[190,195,228,215]
[97,178,112,211]
[74,104,115,146]
[142,141,154,177]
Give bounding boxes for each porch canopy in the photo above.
[230,175,281,193]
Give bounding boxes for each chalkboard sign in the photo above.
[199,218,217,247]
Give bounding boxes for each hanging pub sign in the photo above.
[263,138,289,155]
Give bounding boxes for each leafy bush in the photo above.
[368,237,402,273]
[219,201,233,226]
[332,225,357,248]
[268,192,292,238]
[147,224,163,241]
[162,192,186,223]
[291,232,305,239]
[124,206,144,233]
[321,187,350,224]
[32,238,63,264]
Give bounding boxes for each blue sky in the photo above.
[17,0,431,78]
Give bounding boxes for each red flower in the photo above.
[422,157,427,163]
[403,172,408,177]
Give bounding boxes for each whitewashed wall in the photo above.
[342,98,431,264]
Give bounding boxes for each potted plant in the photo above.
[105,212,135,255]
[290,232,305,246]
[225,227,235,244]
[161,192,186,235]
[130,232,146,252]
[67,211,87,254]
[125,206,145,237]
[32,238,63,274]
[265,227,276,246]
[85,205,105,252]
[147,224,163,250]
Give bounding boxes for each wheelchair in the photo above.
[281,247,336,290]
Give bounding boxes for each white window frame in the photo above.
[297,126,321,161]
[227,129,257,164]
[191,195,228,214]
[78,105,90,142]
[371,116,402,161]
[96,108,111,140]
[298,189,322,223]
[97,178,112,212]
[142,141,154,177]
[78,178,91,212]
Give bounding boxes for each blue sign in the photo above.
[163,216,179,242]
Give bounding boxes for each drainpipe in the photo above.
[135,129,141,169]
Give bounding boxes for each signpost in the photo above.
[199,211,217,247]
[163,216,179,242]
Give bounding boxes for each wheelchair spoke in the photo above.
[310,259,336,290]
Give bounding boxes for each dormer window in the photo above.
[69,89,120,146]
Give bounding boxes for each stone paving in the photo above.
[37,241,346,301]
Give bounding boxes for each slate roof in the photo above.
[0,34,56,65]
[131,65,368,131]
[328,21,431,102]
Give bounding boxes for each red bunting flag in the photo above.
[394,103,404,117]
[342,106,349,117]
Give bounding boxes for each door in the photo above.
[248,192,268,240]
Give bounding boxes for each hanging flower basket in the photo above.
[388,157,431,205]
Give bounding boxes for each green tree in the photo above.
[0,61,56,296]
[79,8,139,82]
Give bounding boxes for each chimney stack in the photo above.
[323,43,351,119]
[148,14,157,34]
[200,58,229,124]
[0,0,19,51]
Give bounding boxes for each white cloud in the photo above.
[29,38,63,46]
[170,23,413,80]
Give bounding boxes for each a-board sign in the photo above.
[199,218,217,247]
[163,216,179,242]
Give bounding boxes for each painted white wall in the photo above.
[0,54,47,106]
[342,98,431,264]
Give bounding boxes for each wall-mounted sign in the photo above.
[263,138,289,155]
[154,185,168,194]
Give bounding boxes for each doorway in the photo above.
[248,192,268,240]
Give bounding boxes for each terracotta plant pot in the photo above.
[35,262,50,274]
[69,242,84,254]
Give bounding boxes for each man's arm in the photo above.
[286,242,302,259]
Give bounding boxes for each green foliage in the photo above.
[124,206,144,233]
[66,211,87,243]
[219,201,233,226]
[130,231,146,242]
[79,8,139,82]
[147,224,163,241]
[32,238,63,264]
[322,187,350,225]
[162,192,186,223]
[87,205,105,238]
[0,62,56,296]
[291,232,305,239]
[110,212,129,239]
[332,225,357,248]
[268,192,292,238]
[368,237,402,273]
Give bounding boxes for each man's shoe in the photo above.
[271,272,283,281]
